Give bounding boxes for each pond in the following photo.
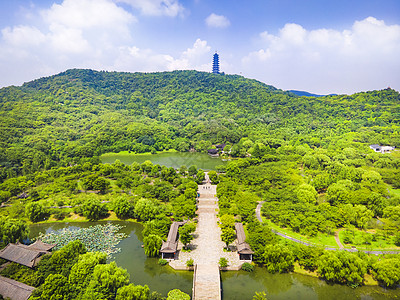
[29,221,193,297]
[100,151,227,170]
[29,221,400,300]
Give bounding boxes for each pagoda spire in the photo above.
[212,52,220,74]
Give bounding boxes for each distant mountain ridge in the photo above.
[288,90,338,97]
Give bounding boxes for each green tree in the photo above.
[246,222,277,262]
[143,234,163,257]
[82,198,108,221]
[219,214,235,230]
[179,222,196,249]
[196,169,205,184]
[219,257,228,268]
[326,180,354,206]
[31,274,72,300]
[167,289,190,300]
[25,202,47,222]
[92,177,110,193]
[82,262,129,300]
[317,251,367,286]
[373,258,400,288]
[69,252,107,296]
[188,165,197,177]
[0,217,29,243]
[353,205,374,229]
[134,199,162,221]
[263,244,294,273]
[116,284,150,300]
[221,227,236,249]
[113,197,134,219]
[208,170,219,184]
[179,165,187,176]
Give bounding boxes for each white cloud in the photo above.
[2,25,46,47]
[0,0,137,86]
[242,17,400,94]
[205,13,230,28]
[117,0,185,17]
[114,38,211,72]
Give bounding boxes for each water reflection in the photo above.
[101,152,227,170]
[29,222,400,300]
[221,267,400,300]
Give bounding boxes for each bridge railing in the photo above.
[192,264,197,299]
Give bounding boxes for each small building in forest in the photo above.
[160,221,186,259]
[370,144,395,154]
[0,240,56,268]
[235,223,253,261]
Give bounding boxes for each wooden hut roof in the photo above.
[160,221,185,253]
[235,223,254,255]
[0,275,34,300]
[26,240,57,252]
[0,243,48,268]
[160,241,178,253]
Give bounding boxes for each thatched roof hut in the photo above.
[0,275,34,300]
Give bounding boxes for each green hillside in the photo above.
[1,69,400,291]
[1,69,399,180]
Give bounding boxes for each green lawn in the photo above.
[339,229,400,251]
[389,186,400,198]
[262,217,339,248]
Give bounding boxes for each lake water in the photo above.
[101,152,227,170]
[30,222,400,299]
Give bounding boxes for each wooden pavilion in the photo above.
[235,223,254,261]
[0,240,56,268]
[160,221,186,259]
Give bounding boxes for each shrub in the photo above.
[186,259,194,267]
[263,244,294,273]
[53,210,71,220]
[143,234,163,257]
[219,257,228,268]
[241,262,254,272]
[158,259,168,266]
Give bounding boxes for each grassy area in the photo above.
[293,262,318,277]
[339,229,400,251]
[389,186,400,198]
[364,274,379,286]
[262,217,339,248]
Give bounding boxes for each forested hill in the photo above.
[0,69,399,180]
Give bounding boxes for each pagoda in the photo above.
[212,52,220,74]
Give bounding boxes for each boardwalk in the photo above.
[169,179,244,299]
[192,184,222,300]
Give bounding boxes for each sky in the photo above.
[0,0,399,94]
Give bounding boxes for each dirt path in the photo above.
[335,229,345,249]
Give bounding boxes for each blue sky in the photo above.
[0,0,399,94]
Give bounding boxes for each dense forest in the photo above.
[1,69,399,181]
[0,69,400,297]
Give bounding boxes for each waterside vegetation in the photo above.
[0,69,400,297]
